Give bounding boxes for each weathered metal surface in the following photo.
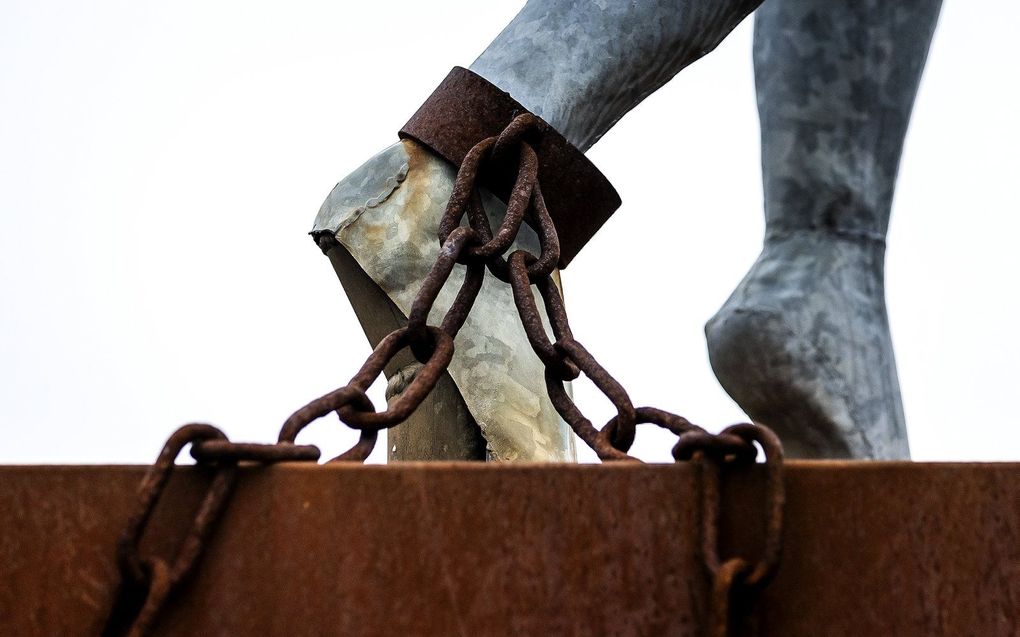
[313,137,577,462]
[466,0,945,462]
[2,462,1017,636]
[311,116,715,465]
[468,0,762,153]
[399,67,620,268]
[708,0,942,461]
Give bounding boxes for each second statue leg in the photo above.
[706,0,943,459]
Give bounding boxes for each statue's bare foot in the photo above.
[705,230,909,459]
[313,140,576,462]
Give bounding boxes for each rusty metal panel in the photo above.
[1,462,1018,636]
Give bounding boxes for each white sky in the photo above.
[1,0,1017,464]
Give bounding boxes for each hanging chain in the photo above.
[101,425,319,637]
[676,424,786,636]
[103,114,786,636]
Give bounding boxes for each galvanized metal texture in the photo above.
[309,113,649,465]
[2,462,1017,636]
[313,139,579,462]
[305,113,726,467]
[399,67,621,267]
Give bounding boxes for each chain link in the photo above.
[103,424,321,637]
[683,423,786,636]
[104,114,785,635]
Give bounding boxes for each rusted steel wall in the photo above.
[1,462,1017,635]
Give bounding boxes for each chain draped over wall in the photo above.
[102,115,785,637]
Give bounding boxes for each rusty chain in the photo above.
[101,425,320,637]
[678,424,786,636]
[103,113,785,636]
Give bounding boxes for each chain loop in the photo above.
[107,425,237,637]
[603,406,699,453]
[521,182,561,280]
[438,114,560,284]
[191,440,321,464]
[491,112,546,164]
[115,425,236,588]
[507,252,579,381]
[337,326,454,433]
[277,385,375,443]
[673,429,758,465]
[105,422,325,637]
[117,556,172,637]
[474,141,537,261]
[709,557,754,637]
[439,136,535,263]
[328,428,380,463]
[554,337,638,454]
[439,140,493,258]
[681,423,785,636]
[406,225,485,354]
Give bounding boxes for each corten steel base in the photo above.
[1,462,1017,636]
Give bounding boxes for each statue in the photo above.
[312,0,942,461]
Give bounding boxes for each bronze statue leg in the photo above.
[707,0,943,458]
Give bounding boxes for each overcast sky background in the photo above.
[1,0,1017,464]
